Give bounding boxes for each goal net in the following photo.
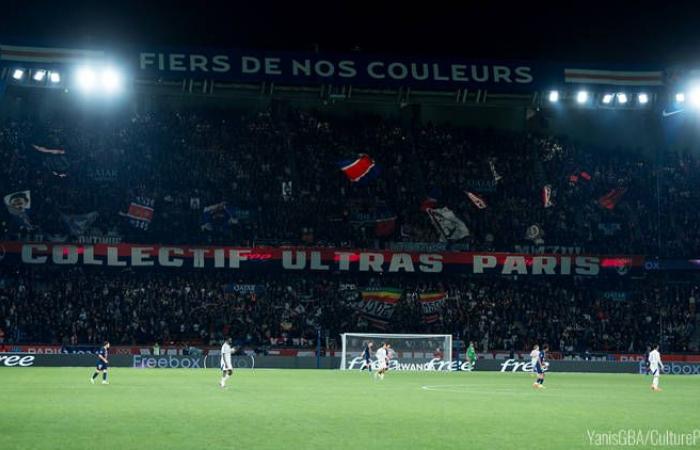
[340,333,453,371]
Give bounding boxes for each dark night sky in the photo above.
[3,1,700,65]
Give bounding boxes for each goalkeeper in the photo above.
[466,341,477,367]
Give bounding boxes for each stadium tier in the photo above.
[0,105,699,355]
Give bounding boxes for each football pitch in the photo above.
[1,369,699,450]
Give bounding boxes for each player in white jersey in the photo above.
[530,345,541,387]
[648,344,664,392]
[374,343,389,380]
[220,338,234,388]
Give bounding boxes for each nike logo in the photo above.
[662,109,684,117]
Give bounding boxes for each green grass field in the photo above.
[1,369,699,449]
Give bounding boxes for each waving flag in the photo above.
[466,191,487,209]
[542,185,554,208]
[488,158,502,183]
[339,154,378,183]
[359,288,402,329]
[62,212,99,236]
[120,197,155,230]
[569,170,592,184]
[4,190,33,230]
[41,154,70,177]
[599,187,628,210]
[418,291,447,324]
[374,216,397,237]
[32,144,65,155]
[426,207,469,241]
[201,201,250,231]
[526,224,544,242]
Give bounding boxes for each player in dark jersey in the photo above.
[361,342,373,371]
[90,341,110,385]
[534,344,549,389]
[643,345,651,375]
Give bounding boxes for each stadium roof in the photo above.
[3,1,700,65]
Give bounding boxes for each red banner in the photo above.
[0,241,644,276]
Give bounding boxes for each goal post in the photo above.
[340,333,454,371]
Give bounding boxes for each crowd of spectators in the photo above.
[2,108,700,255]
[0,266,696,352]
[1,107,699,353]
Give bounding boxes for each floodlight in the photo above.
[100,67,123,94]
[33,69,46,81]
[76,67,97,92]
[576,91,589,104]
[689,87,700,108]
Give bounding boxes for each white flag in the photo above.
[426,207,469,242]
[4,190,31,214]
[542,185,554,208]
[282,181,293,200]
[489,159,502,183]
[466,191,487,209]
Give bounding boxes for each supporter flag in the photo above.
[282,181,293,200]
[201,201,246,231]
[359,288,402,329]
[3,190,33,230]
[525,224,543,242]
[40,153,69,177]
[375,215,397,237]
[61,211,99,236]
[339,154,379,183]
[32,144,65,155]
[418,291,447,324]
[542,185,554,208]
[426,207,469,241]
[569,170,592,184]
[120,197,155,230]
[598,187,628,210]
[488,158,503,183]
[465,191,487,209]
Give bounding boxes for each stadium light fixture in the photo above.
[576,90,589,104]
[690,87,700,108]
[548,90,559,103]
[638,93,649,104]
[76,66,97,92]
[12,68,24,80]
[617,93,628,104]
[33,69,47,82]
[49,71,61,84]
[100,67,123,94]
[602,93,613,104]
[676,92,686,103]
